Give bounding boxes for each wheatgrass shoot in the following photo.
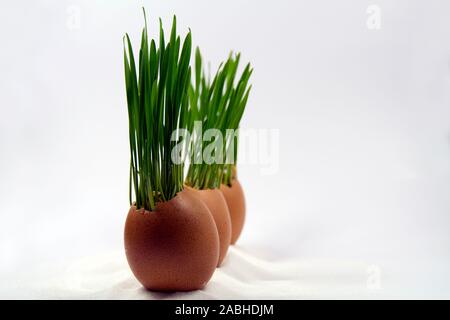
[124,9,192,211]
[185,48,252,189]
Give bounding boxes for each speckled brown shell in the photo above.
[184,187,232,266]
[220,178,246,244]
[124,190,219,291]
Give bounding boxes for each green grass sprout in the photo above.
[124,9,192,211]
[185,48,253,189]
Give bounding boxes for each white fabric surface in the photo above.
[2,246,392,299]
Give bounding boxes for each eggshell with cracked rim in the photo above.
[124,189,220,291]
[220,178,246,244]
[184,186,232,266]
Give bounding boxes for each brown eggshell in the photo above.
[184,187,232,266]
[220,178,246,244]
[124,190,219,291]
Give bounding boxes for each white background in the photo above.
[0,0,449,298]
